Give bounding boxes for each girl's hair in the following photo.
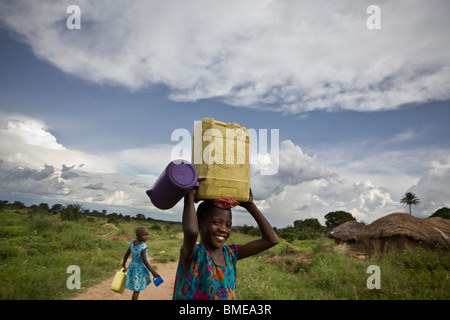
[197,201,214,223]
[135,226,147,236]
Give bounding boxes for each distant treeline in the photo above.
[0,200,179,226]
[2,200,448,242]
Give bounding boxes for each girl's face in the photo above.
[199,207,232,249]
[136,228,149,242]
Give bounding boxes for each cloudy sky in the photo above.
[0,0,449,227]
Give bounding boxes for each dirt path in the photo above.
[72,261,178,300]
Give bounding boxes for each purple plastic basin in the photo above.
[146,160,198,210]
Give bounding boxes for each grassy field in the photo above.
[1,208,449,300]
[238,239,449,299]
[0,208,182,300]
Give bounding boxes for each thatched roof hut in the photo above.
[426,217,450,236]
[356,213,450,254]
[329,221,366,244]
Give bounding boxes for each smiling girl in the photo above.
[172,188,278,300]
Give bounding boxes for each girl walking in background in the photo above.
[122,226,160,300]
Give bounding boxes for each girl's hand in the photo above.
[186,187,196,199]
[186,177,204,203]
[153,272,160,279]
[239,188,254,209]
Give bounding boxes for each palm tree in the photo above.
[400,192,420,215]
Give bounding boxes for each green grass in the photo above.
[237,239,450,300]
[1,208,449,300]
[0,208,182,300]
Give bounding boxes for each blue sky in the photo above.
[1,0,449,227]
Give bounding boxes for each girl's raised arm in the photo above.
[180,188,199,275]
[237,190,279,260]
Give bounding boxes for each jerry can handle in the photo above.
[214,120,228,127]
[214,120,247,130]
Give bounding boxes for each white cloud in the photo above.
[6,118,65,150]
[251,140,335,199]
[0,161,68,197]
[248,139,405,226]
[0,114,167,212]
[313,139,429,199]
[378,128,420,146]
[1,0,449,114]
[408,153,450,217]
[0,114,116,173]
[0,113,333,226]
[248,133,450,226]
[348,180,398,222]
[312,141,450,221]
[2,1,449,226]
[111,145,175,177]
[1,112,448,226]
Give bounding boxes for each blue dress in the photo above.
[125,241,152,291]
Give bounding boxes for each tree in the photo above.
[10,201,26,209]
[136,213,146,221]
[0,200,8,210]
[38,203,49,213]
[324,211,356,229]
[279,226,298,243]
[429,207,450,219]
[50,204,63,214]
[107,212,119,224]
[61,204,83,221]
[293,218,323,231]
[400,192,420,215]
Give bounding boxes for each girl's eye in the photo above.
[212,220,231,228]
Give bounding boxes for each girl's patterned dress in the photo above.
[173,244,238,300]
[125,241,152,291]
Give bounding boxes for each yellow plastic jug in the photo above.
[192,118,250,202]
[110,268,127,294]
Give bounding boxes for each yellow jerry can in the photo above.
[110,268,127,294]
[192,118,250,202]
